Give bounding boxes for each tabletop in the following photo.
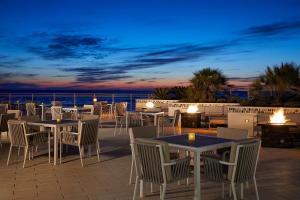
[157,134,234,152]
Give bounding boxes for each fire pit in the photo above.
[181,105,203,128]
[260,109,298,148]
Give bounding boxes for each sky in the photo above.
[0,0,300,90]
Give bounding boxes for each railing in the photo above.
[0,92,152,112]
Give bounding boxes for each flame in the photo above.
[146,102,155,108]
[270,108,287,124]
[187,105,198,113]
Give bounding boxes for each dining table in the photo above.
[156,134,234,200]
[28,120,78,165]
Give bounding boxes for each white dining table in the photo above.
[157,134,234,200]
[28,120,78,165]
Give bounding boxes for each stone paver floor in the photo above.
[0,127,300,200]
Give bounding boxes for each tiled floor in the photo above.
[0,127,300,200]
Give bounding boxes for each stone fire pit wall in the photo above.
[228,106,300,137]
[135,99,179,112]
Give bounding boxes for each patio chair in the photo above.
[51,101,62,106]
[26,102,36,116]
[0,104,8,114]
[0,113,16,146]
[59,119,100,167]
[128,126,157,184]
[51,106,63,120]
[203,139,261,200]
[133,138,191,200]
[7,120,50,168]
[216,127,248,160]
[114,102,127,136]
[162,109,180,135]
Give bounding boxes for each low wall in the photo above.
[228,106,300,137]
[135,99,179,112]
[168,103,240,116]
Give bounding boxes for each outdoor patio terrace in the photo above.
[0,126,300,200]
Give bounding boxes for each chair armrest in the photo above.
[60,131,79,135]
[26,131,48,136]
[222,150,230,161]
[168,157,191,181]
[219,161,236,166]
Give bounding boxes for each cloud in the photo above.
[0,56,31,68]
[241,20,300,38]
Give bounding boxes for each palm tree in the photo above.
[251,62,300,104]
[190,68,226,102]
[152,88,170,99]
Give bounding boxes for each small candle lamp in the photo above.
[93,94,97,103]
[188,132,196,142]
[56,118,61,123]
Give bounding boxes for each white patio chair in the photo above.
[0,113,16,146]
[162,109,180,135]
[133,138,191,200]
[128,126,157,184]
[7,120,51,168]
[59,119,100,167]
[0,104,8,114]
[51,106,63,120]
[114,102,127,136]
[203,139,261,200]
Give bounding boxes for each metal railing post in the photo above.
[53,93,56,101]
[130,94,133,111]
[112,94,115,104]
[74,93,76,107]
[32,93,34,102]
[8,93,11,107]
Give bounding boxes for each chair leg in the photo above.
[114,120,118,136]
[96,141,100,162]
[78,146,84,167]
[139,180,144,198]
[17,146,21,157]
[150,183,153,193]
[129,156,134,184]
[132,176,138,200]
[7,145,13,166]
[48,133,51,163]
[161,184,166,200]
[222,182,225,199]
[60,138,62,164]
[253,177,259,200]
[23,146,28,168]
[231,182,237,200]
[229,183,232,198]
[240,183,244,199]
[119,123,122,135]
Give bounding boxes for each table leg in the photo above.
[54,126,58,165]
[194,151,201,200]
[126,112,128,134]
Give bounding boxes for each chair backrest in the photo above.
[217,127,248,140]
[228,139,261,183]
[21,115,40,122]
[0,104,8,114]
[81,114,99,120]
[115,102,127,116]
[0,113,16,132]
[93,102,102,115]
[173,109,181,127]
[128,126,157,144]
[51,101,62,106]
[7,110,22,119]
[83,104,94,114]
[7,120,28,147]
[78,119,99,146]
[26,103,36,116]
[127,112,143,127]
[134,138,171,184]
[51,106,62,120]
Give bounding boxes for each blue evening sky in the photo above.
[0,0,300,89]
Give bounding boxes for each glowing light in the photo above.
[187,105,198,113]
[270,108,287,124]
[56,118,61,123]
[93,94,97,103]
[188,133,196,141]
[146,102,155,108]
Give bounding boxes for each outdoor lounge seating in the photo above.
[133,138,191,200]
[7,120,50,168]
[59,119,100,167]
[203,139,261,200]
